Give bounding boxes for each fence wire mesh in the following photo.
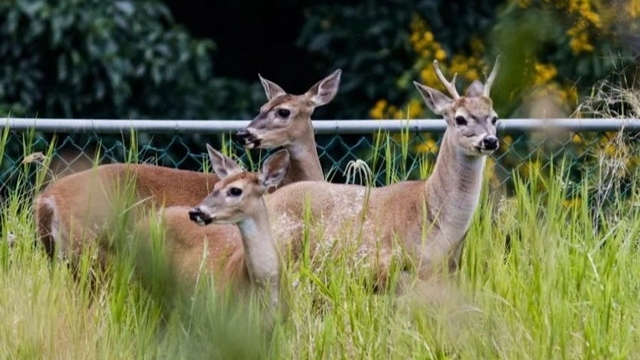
[1,119,639,206]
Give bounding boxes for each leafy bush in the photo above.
[297,0,499,119]
[299,0,640,198]
[0,0,261,120]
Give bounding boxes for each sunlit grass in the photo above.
[3,117,640,359]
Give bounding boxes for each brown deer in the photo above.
[191,58,501,290]
[236,69,341,188]
[34,69,341,264]
[146,145,289,312]
[139,70,342,287]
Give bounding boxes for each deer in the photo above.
[236,69,341,189]
[136,70,341,291]
[190,58,502,291]
[34,69,341,266]
[140,145,290,314]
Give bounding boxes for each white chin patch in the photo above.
[471,146,487,155]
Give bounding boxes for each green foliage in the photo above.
[489,1,637,117]
[4,140,640,357]
[0,0,261,120]
[298,0,499,119]
[299,0,638,121]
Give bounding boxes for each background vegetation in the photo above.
[2,121,640,358]
[2,0,638,121]
[2,0,639,187]
[2,1,640,358]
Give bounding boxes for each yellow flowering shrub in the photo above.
[628,0,640,17]
[515,0,640,54]
[410,15,487,90]
[367,2,639,201]
[371,15,492,157]
[526,61,579,111]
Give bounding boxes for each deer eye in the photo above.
[277,109,290,118]
[491,116,498,125]
[228,187,243,197]
[455,116,467,126]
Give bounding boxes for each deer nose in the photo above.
[188,208,203,222]
[235,129,251,143]
[482,136,499,150]
[188,207,212,226]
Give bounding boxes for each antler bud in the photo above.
[433,60,460,100]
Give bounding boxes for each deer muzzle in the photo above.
[482,135,499,151]
[235,129,261,148]
[188,207,213,226]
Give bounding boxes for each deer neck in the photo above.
[424,130,486,237]
[283,123,323,184]
[236,200,281,304]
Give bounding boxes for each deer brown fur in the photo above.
[35,165,218,262]
[138,146,290,312]
[191,58,502,290]
[34,69,341,264]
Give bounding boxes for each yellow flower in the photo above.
[603,143,617,157]
[464,69,479,81]
[395,131,411,145]
[423,31,434,42]
[369,99,388,119]
[628,0,640,18]
[569,32,594,53]
[503,135,513,147]
[407,98,424,118]
[572,133,583,144]
[410,32,420,45]
[565,86,578,105]
[533,63,558,85]
[435,48,447,61]
[450,55,469,74]
[414,138,439,154]
[582,10,602,28]
[520,160,541,179]
[420,68,442,90]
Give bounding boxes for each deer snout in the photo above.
[188,207,213,226]
[482,136,499,151]
[236,129,251,142]
[235,129,261,148]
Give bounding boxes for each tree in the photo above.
[0,0,260,120]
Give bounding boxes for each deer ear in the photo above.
[466,80,484,98]
[207,144,243,179]
[305,69,342,107]
[258,74,286,100]
[413,81,452,115]
[259,149,290,190]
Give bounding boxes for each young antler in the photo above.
[483,55,501,97]
[433,60,460,99]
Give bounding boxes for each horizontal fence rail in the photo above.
[5,118,640,133]
[2,118,640,206]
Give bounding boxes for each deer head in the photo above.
[236,69,342,149]
[188,145,290,226]
[413,56,501,156]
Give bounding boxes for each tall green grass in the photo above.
[3,121,640,359]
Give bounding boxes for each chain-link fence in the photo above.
[2,118,640,204]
